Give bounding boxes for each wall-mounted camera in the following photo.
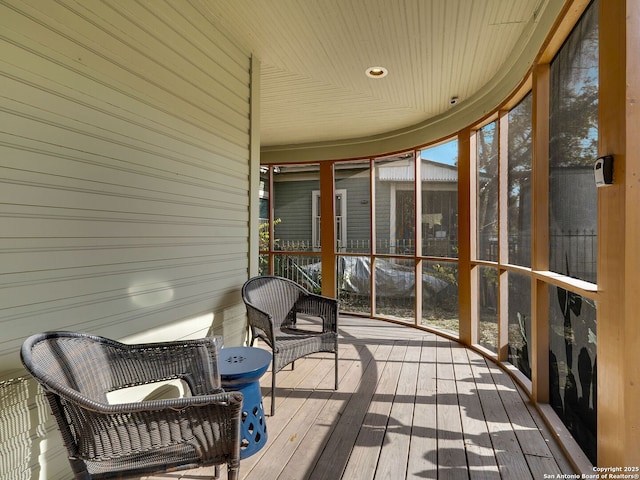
[594,155,613,187]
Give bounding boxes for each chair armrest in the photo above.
[245,303,275,342]
[105,337,224,395]
[56,391,243,463]
[295,293,339,333]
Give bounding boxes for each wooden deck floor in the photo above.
[143,316,574,480]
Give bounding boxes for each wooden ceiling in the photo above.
[195,0,547,147]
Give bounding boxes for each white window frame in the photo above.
[312,189,347,250]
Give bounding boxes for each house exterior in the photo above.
[272,158,459,256]
[0,3,257,477]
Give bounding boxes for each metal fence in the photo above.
[549,229,596,282]
[277,238,457,257]
[273,228,596,283]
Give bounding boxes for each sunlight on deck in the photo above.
[141,316,574,480]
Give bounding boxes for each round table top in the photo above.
[218,346,272,382]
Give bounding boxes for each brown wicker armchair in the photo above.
[242,275,339,415]
[20,331,243,480]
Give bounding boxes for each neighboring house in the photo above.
[267,160,595,278]
[270,157,459,256]
[376,158,458,256]
[266,159,596,306]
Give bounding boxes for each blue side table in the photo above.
[218,346,272,458]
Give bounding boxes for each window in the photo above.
[506,93,533,378]
[548,0,599,464]
[549,285,597,463]
[312,190,347,250]
[420,140,460,334]
[477,121,499,262]
[375,153,416,255]
[420,140,459,259]
[508,93,533,268]
[422,260,459,334]
[477,265,498,353]
[507,272,531,379]
[271,164,322,290]
[273,164,319,252]
[549,1,599,284]
[335,160,372,253]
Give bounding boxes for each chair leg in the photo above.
[271,368,276,416]
[335,351,339,390]
[291,360,295,370]
[227,464,239,480]
[214,464,220,479]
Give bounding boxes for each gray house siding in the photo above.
[374,180,393,249]
[336,176,373,248]
[273,174,393,251]
[274,180,317,246]
[273,172,462,253]
[0,2,253,478]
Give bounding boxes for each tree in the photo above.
[477,121,499,261]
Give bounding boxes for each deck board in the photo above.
[141,316,575,480]
[451,344,500,480]
[373,341,417,480]
[435,336,468,478]
[341,343,398,480]
[406,336,438,479]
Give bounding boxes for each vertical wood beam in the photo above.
[498,111,510,268]
[470,131,479,346]
[414,150,423,325]
[370,159,377,313]
[598,0,640,466]
[320,162,337,298]
[531,62,550,403]
[458,128,473,345]
[623,0,640,465]
[498,111,510,361]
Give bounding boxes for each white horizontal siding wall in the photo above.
[0,1,253,478]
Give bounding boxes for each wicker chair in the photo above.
[242,275,339,415]
[20,331,243,480]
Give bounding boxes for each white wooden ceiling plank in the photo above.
[80,0,549,146]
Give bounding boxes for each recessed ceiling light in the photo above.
[366,66,388,79]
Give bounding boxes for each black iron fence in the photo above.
[277,238,457,257]
[274,228,596,283]
[549,229,597,282]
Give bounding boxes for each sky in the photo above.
[420,140,458,166]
